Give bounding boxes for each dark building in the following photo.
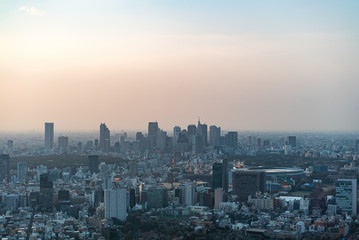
[222,159,229,194]
[148,122,159,149]
[99,123,110,152]
[197,121,208,146]
[130,188,136,208]
[44,122,54,150]
[58,136,69,153]
[0,154,10,182]
[88,155,100,174]
[29,192,40,208]
[225,131,238,148]
[212,163,223,191]
[7,140,13,151]
[232,170,266,202]
[57,189,70,211]
[40,173,54,211]
[355,139,359,152]
[287,136,297,148]
[187,124,197,136]
[147,188,168,209]
[209,125,221,147]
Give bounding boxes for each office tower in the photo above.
[58,136,69,153]
[99,123,110,152]
[44,122,54,150]
[129,188,136,208]
[129,161,138,177]
[232,170,266,202]
[195,135,204,153]
[173,126,181,146]
[104,188,127,221]
[212,163,223,191]
[88,155,99,174]
[7,140,13,151]
[355,140,359,152]
[256,138,261,147]
[17,162,27,181]
[209,125,221,147]
[213,159,229,193]
[148,122,159,149]
[187,124,197,136]
[184,182,194,206]
[222,159,229,194]
[39,173,54,211]
[225,131,238,148]
[147,188,168,209]
[197,120,208,146]
[156,130,167,151]
[0,154,10,182]
[287,136,297,148]
[336,178,357,216]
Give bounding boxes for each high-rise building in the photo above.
[225,131,238,148]
[212,163,223,191]
[355,139,359,152]
[17,162,27,181]
[104,188,127,221]
[148,122,159,149]
[173,126,181,146]
[147,188,168,209]
[287,136,297,148]
[222,159,229,194]
[88,155,99,174]
[100,123,110,152]
[44,122,54,150]
[184,182,194,206]
[156,130,167,151]
[197,120,208,146]
[58,136,69,153]
[209,125,221,147]
[232,170,266,202]
[7,140,13,151]
[187,124,197,136]
[0,154,10,182]
[39,173,53,211]
[213,159,229,194]
[336,178,357,216]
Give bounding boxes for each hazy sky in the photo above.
[1,0,359,132]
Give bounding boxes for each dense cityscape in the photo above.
[1,121,359,239]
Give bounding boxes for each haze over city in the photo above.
[1,0,359,132]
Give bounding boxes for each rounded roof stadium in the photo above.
[233,166,305,177]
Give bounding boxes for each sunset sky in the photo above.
[1,0,359,132]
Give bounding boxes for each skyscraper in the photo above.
[104,188,127,221]
[88,155,100,174]
[212,159,228,194]
[232,170,266,202]
[0,154,10,182]
[336,178,357,216]
[17,162,27,181]
[212,163,223,191]
[209,125,221,147]
[225,131,238,148]
[148,122,159,149]
[173,126,181,146]
[39,173,54,211]
[44,122,54,150]
[99,123,110,152]
[197,120,208,146]
[58,136,69,153]
[287,136,297,148]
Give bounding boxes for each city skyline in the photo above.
[1,0,359,132]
